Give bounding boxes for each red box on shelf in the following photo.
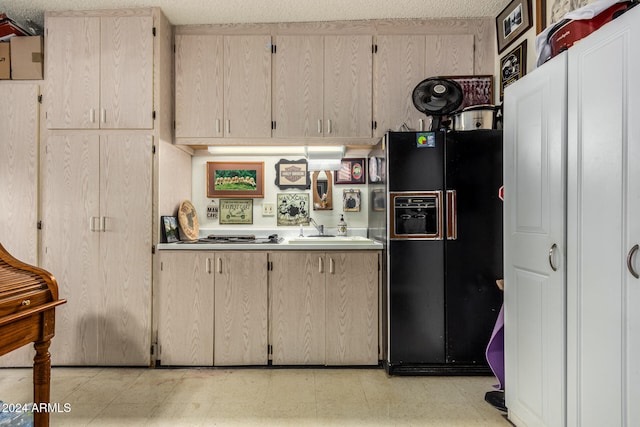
[0,14,30,41]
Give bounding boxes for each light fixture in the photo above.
[207,146,307,156]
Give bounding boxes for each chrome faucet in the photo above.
[308,217,324,236]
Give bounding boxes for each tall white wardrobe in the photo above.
[504,5,639,427]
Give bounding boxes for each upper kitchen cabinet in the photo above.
[45,12,154,130]
[272,34,372,138]
[174,34,272,140]
[373,34,474,137]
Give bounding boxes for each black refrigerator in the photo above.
[383,130,503,375]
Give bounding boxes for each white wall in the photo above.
[190,151,370,235]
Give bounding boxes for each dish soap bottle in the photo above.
[337,214,347,236]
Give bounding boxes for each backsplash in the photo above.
[190,152,370,235]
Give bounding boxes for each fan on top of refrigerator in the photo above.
[412,77,464,130]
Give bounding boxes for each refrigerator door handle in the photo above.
[446,190,457,240]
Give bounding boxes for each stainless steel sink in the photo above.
[286,236,374,244]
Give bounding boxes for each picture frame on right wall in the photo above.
[496,0,533,53]
[500,39,527,100]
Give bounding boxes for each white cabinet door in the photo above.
[175,35,224,138]
[272,35,324,138]
[567,9,640,426]
[214,251,268,365]
[324,35,372,138]
[223,35,272,138]
[373,35,426,137]
[158,251,214,366]
[45,17,100,129]
[503,52,567,427]
[269,251,326,365]
[325,251,378,365]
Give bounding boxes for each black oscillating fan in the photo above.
[412,77,463,130]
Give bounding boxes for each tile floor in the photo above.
[0,367,511,426]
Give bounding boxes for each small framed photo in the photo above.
[206,162,264,198]
[496,0,533,54]
[161,216,180,243]
[219,199,253,225]
[277,193,310,226]
[500,40,527,100]
[334,158,366,185]
[343,189,361,212]
[274,159,311,190]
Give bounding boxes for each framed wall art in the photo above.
[496,0,533,53]
[500,40,528,100]
[277,193,310,226]
[334,158,366,185]
[161,216,180,243]
[274,159,310,190]
[219,199,253,225]
[443,75,494,109]
[206,162,264,198]
[343,189,361,212]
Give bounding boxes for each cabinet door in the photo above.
[567,10,640,426]
[0,83,40,368]
[42,134,101,365]
[175,35,223,138]
[223,35,272,137]
[214,252,268,365]
[45,17,100,129]
[272,35,324,138]
[99,135,153,365]
[325,251,378,365]
[424,34,474,77]
[503,52,567,427]
[269,252,325,365]
[374,35,426,137]
[324,35,373,137]
[158,251,214,366]
[100,16,154,129]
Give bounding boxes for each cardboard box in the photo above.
[10,36,43,80]
[0,42,9,79]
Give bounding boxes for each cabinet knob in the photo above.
[21,299,31,306]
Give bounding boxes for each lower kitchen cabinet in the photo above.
[214,251,269,366]
[157,251,214,366]
[270,251,379,366]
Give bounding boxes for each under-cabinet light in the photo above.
[207,146,307,156]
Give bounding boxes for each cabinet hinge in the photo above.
[37,94,43,103]
[152,110,156,120]
[372,44,378,54]
[372,121,377,130]
[271,121,276,130]
[37,221,42,230]
[268,344,272,355]
[152,145,156,154]
[152,245,156,254]
[267,261,273,271]
[152,27,156,37]
[271,44,276,54]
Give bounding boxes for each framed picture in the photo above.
[161,216,180,243]
[536,0,547,33]
[334,158,366,185]
[496,0,533,53]
[277,193,310,226]
[206,162,264,198]
[371,189,385,212]
[500,40,528,100]
[443,75,494,110]
[219,199,253,225]
[343,189,361,212]
[274,159,310,190]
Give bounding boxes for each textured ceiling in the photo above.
[1,0,511,28]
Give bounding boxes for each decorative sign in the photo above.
[500,39,527,100]
[334,158,366,185]
[275,159,310,190]
[206,162,264,198]
[277,193,310,226]
[219,199,253,225]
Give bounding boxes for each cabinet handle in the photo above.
[216,119,221,135]
[329,258,335,274]
[216,257,222,274]
[549,243,558,272]
[89,108,96,123]
[100,217,106,232]
[319,257,324,273]
[446,190,457,240]
[317,119,322,134]
[89,216,98,232]
[419,119,424,131]
[627,244,639,279]
[206,258,211,274]
[100,108,106,123]
[226,120,230,135]
[327,119,332,134]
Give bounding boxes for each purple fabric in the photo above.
[485,304,505,390]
